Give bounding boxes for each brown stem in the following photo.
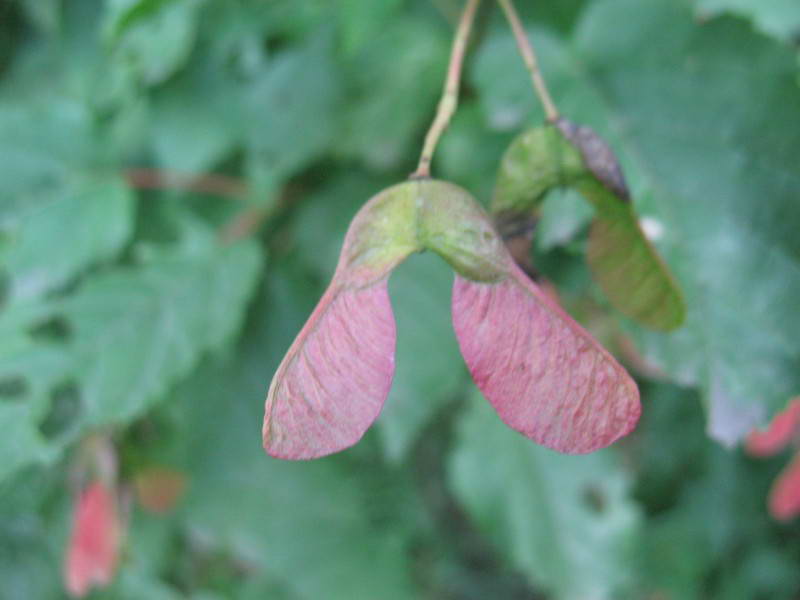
[219,205,272,245]
[219,183,302,244]
[124,168,248,199]
[124,168,274,242]
[496,0,559,122]
[411,0,482,179]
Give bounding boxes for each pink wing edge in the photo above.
[769,452,800,521]
[746,397,800,457]
[263,276,397,460]
[64,481,120,598]
[452,263,641,454]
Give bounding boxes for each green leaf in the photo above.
[639,440,796,599]
[245,36,343,191]
[0,467,65,600]
[0,98,93,216]
[98,572,183,600]
[149,61,242,173]
[1,176,134,305]
[239,577,299,600]
[437,101,514,203]
[3,1,147,145]
[475,0,800,443]
[629,382,800,598]
[0,403,58,484]
[182,435,419,600]
[339,16,448,171]
[0,217,261,484]
[472,28,565,132]
[508,0,590,34]
[378,253,465,460]
[106,0,200,85]
[19,0,62,34]
[0,336,74,481]
[535,188,594,251]
[0,94,136,305]
[694,0,800,43]
[0,335,74,411]
[59,222,262,426]
[448,388,641,600]
[105,0,182,40]
[336,0,404,55]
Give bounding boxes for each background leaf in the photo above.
[1,176,134,305]
[148,60,242,173]
[2,0,800,597]
[378,253,465,460]
[449,388,641,600]
[339,16,449,172]
[472,0,800,443]
[244,35,344,192]
[106,0,201,85]
[60,221,262,426]
[0,337,73,479]
[693,0,800,42]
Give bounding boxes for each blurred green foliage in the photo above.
[1,0,799,598]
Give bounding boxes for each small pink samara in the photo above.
[64,481,120,597]
[747,398,800,521]
[263,179,640,459]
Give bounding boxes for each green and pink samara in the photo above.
[262,179,640,459]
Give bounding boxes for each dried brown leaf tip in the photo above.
[134,467,187,514]
[554,118,631,202]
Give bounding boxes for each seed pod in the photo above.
[264,179,640,459]
[492,120,686,331]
